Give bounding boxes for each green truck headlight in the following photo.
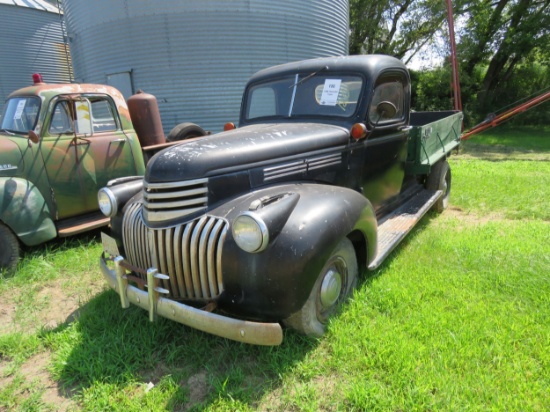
[232,212,269,253]
[98,188,117,217]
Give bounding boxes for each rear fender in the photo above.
[0,177,56,246]
[213,183,377,319]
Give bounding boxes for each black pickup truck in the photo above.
[98,55,462,345]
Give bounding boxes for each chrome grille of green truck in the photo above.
[142,178,209,222]
[122,202,227,300]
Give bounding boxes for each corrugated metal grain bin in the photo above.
[0,0,73,103]
[63,0,349,133]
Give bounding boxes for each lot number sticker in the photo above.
[319,79,342,106]
[13,100,26,120]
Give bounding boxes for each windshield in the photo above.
[0,97,40,134]
[245,74,363,121]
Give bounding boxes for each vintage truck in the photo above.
[0,75,205,272]
[98,55,462,345]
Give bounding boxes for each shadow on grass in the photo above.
[44,288,319,410]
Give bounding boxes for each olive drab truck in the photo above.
[0,74,205,272]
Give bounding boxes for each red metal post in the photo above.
[461,90,550,139]
[446,0,462,112]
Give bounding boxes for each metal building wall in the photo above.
[0,1,73,103]
[63,0,349,134]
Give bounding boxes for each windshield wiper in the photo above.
[289,66,329,89]
[0,128,15,135]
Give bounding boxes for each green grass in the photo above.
[463,125,550,151]
[1,126,549,410]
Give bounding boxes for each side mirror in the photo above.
[28,130,39,144]
[376,101,397,119]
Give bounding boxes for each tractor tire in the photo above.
[166,122,206,142]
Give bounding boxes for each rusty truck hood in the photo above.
[145,123,350,182]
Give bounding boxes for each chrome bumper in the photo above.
[100,254,283,346]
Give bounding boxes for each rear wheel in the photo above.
[0,222,20,274]
[166,122,206,142]
[426,159,451,213]
[284,237,358,337]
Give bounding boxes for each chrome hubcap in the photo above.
[320,268,342,309]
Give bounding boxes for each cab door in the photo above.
[359,74,409,211]
[40,95,138,220]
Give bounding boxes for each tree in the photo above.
[459,0,550,107]
[349,0,450,63]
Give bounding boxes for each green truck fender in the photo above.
[0,177,56,246]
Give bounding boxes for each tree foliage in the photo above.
[349,0,449,62]
[459,0,550,107]
[350,0,550,125]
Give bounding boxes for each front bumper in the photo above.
[100,254,283,346]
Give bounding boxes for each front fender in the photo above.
[0,177,56,246]
[212,183,377,320]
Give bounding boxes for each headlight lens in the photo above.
[232,213,269,253]
[98,188,117,217]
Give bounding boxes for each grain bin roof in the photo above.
[0,0,59,13]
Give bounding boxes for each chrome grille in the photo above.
[143,178,208,222]
[123,202,227,300]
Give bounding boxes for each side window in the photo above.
[369,80,405,124]
[248,87,276,119]
[90,98,117,132]
[49,101,74,134]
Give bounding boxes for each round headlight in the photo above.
[232,212,269,253]
[98,188,117,217]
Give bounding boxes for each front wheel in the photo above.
[284,237,358,337]
[426,159,451,213]
[0,222,20,274]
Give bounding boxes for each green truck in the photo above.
[0,75,204,272]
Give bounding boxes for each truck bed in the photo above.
[406,110,463,175]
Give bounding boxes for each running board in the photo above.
[57,213,110,237]
[368,189,442,270]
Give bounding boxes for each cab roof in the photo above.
[248,55,408,85]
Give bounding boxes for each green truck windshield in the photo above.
[246,74,363,121]
[0,97,40,134]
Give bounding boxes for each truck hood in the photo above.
[145,123,350,182]
[0,137,23,177]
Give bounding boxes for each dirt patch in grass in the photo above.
[444,206,505,224]
[1,352,77,411]
[184,370,209,406]
[0,278,105,334]
[457,143,550,161]
[21,352,77,410]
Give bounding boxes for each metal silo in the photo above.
[63,0,349,133]
[0,0,72,103]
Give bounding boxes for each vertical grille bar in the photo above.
[181,221,195,298]
[190,217,208,298]
[198,217,216,297]
[207,219,225,297]
[172,225,186,298]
